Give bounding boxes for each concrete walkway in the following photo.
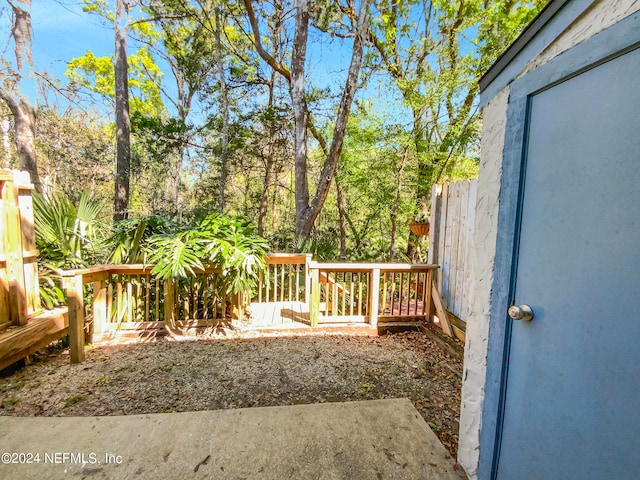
[0,398,466,479]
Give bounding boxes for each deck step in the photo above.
[0,307,68,370]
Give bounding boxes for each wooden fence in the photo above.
[0,170,41,329]
[0,170,68,370]
[428,179,477,336]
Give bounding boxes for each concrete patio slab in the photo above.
[0,398,466,479]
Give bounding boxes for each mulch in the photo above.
[0,327,464,457]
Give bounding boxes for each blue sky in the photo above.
[30,1,113,80]
[13,1,407,126]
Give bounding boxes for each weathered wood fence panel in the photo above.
[0,169,40,330]
[428,179,477,327]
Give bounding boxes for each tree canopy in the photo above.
[0,0,545,261]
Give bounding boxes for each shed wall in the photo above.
[457,1,640,478]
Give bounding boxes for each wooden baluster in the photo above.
[145,274,150,322]
[341,273,346,316]
[357,273,363,316]
[116,275,123,324]
[304,257,311,305]
[370,268,380,328]
[331,274,338,317]
[380,273,387,316]
[273,264,278,302]
[288,264,293,302]
[280,263,285,301]
[107,279,113,326]
[193,276,199,320]
[221,280,227,320]
[266,266,271,303]
[164,279,175,327]
[389,273,396,316]
[309,267,320,327]
[134,275,142,322]
[399,272,405,316]
[414,272,420,316]
[154,278,160,322]
[203,275,209,319]
[126,275,133,323]
[425,269,433,320]
[184,282,190,320]
[349,272,354,317]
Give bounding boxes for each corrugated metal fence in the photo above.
[428,179,477,326]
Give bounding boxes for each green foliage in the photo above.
[34,191,108,308]
[109,215,181,264]
[110,214,269,296]
[34,191,107,268]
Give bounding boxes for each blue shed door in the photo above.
[496,47,640,479]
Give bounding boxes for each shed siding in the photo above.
[458,88,509,479]
[457,2,640,478]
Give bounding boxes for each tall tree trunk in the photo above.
[257,155,273,236]
[1,117,10,166]
[389,146,409,262]
[295,0,370,240]
[1,0,41,192]
[0,93,41,191]
[114,0,131,222]
[244,0,370,241]
[215,6,229,212]
[291,0,310,239]
[335,177,347,260]
[258,71,277,237]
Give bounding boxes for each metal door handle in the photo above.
[508,304,534,321]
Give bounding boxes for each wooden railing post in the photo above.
[231,291,244,320]
[425,268,434,322]
[3,176,28,326]
[309,263,320,327]
[369,268,380,328]
[304,254,311,305]
[65,273,85,363]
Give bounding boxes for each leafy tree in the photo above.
[242,0,371,241]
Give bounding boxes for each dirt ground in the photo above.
[0,327,464,457]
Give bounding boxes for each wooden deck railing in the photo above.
[308,262,438,328]
[60,255,446,364]
[255,253,310,304]
[61,264,240,362]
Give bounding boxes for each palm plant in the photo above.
[33,191,107,308]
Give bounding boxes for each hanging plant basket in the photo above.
[409,221,430,236]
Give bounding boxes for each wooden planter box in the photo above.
[409,222,430,236]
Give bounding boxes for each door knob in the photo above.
[508,304,534,321]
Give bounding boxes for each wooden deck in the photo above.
[246,301,310,326]
[0,307,68,370]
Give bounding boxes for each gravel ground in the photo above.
[0,329,463,457]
